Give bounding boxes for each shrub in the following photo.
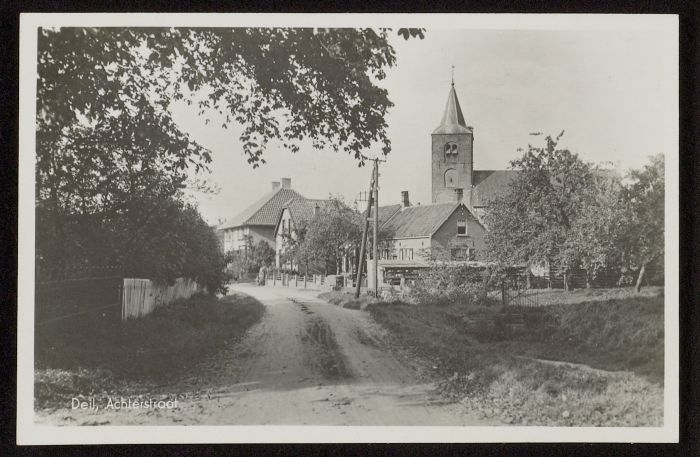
[37,196,231,295]
[407,264,491,306]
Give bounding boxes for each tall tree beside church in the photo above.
[483,132,597,290]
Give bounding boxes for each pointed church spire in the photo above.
[432,78,471,135]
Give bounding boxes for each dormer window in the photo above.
[444,142,458,160]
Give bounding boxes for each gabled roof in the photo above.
[380,202,464,239]
[273,197,338,237]
[369,204,402,226]
[219,187,305,230]
[471,170,519,207]
[432,85,473,135]
[288,198,334,227]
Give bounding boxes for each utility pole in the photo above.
[372,159,379,298]
[354,158,384,298]
[354,171,373,298]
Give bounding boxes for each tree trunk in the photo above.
[635,262,647,293]
[564,270,573,292]
[481,266,492,300]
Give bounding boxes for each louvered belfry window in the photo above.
[444,142,458,160]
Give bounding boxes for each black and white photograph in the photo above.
[17,13,679,444]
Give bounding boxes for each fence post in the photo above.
[501,280,507,309]
[295,274,298,287]
[119,279,124,322]
[273,268,276,286]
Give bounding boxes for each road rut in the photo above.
[37,283,488,426]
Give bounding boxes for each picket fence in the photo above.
[122,277,202,320]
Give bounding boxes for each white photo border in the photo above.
[17,12,680,444]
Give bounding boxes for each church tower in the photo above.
[431,81,474,204]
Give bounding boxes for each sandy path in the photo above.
[36,283,489,426]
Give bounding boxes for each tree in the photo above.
[563,175,630,287]
[250,240,276,270]
[37,192,229,293]
[36,27,423,272]
[37,27,424,176]
[484,132,598,291]
[36,27,423,286]
[278,219,313,272]
[300,198,363,275]
[227,237,276,279]
[623,154,665,292]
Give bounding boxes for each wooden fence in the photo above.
[122,277,202,320]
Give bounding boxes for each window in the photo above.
[282,220,286,233]
[457,219,467,236]
[451,247,469,260]
[443,142,458,160]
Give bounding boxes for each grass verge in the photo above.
[318,290,379,310]
[367,292,664,426]
[35,293,265,409]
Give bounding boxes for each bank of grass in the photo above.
[318,290,380,310]
[367,292,664,426]
[35,293,265,409]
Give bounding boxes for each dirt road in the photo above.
[37,284,489,426]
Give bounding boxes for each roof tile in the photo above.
[219,187,305,229]
[380,202,461,238]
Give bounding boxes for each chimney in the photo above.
[401,191,410,208]
[455,188,464,202]
[271,181,280,191]
[281,177,291,189]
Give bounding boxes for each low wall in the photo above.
[122,277,202,320]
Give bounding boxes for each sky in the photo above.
[169,28,675,225]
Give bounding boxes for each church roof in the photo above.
[470,168,617,208]
[471,170,519,207]
[380,202,464,238]
[432,85,473,135]
[219,187,305,229]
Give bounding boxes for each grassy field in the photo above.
[367,290,664,426]
[35,293,265,409]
